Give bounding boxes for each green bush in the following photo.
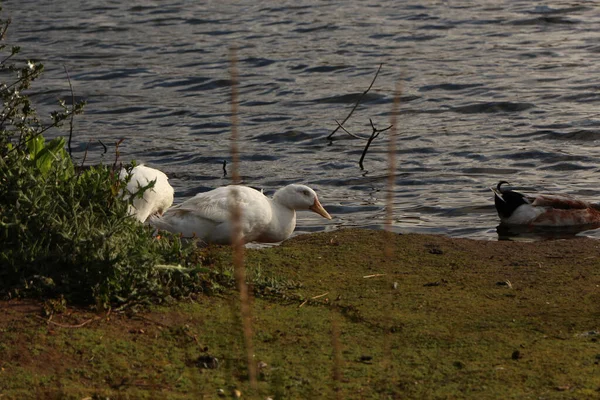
[0,11,212,308]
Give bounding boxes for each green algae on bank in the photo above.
[1,229,599,399]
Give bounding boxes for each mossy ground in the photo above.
[1,229,599,399]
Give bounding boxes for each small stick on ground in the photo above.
[311,292,329,299]
[36,315,99,329]
[358,119,392,170]
[363,273,386,279]
[36,308,111,329]
[327,63,383,140]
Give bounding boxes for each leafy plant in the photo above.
[0,10,215,308]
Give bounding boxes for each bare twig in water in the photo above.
[334,119,364,140]
[229,46,257,389]
[358,119,393,170]
[98,139,108,155]
[63,65,75,158]
[327,63,383,140]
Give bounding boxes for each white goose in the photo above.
[149,184,332,244]
[120,164,174,223]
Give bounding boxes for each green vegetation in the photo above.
[0,13,212,308]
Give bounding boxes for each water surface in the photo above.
[5,0,600,240]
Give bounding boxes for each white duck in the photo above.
[149,184,332,244]
[120,164,174,223]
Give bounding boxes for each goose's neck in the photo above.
[258,199,297,242]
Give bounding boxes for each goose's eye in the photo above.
[302,189,310,197]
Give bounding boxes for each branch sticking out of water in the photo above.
[358,119,392,170]
[327,63,383,140]
[333,119,364,140]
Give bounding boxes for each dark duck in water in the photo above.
[492,181,600,227]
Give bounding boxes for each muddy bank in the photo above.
[1,229,599,399]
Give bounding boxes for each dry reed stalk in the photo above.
[63,64,75,158]
[380,80,403,385]
[331,311,342,400]
[229,46,257,388]
[385,81,401,257]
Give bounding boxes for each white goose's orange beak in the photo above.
[309,198,332,220]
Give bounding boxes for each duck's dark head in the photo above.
[492,181,528,219]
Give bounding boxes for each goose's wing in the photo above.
[151,186,272,242]
[151,188,234,238]
[121,165,174,222]
[529,194,591,210]
[171,188,234,222]
[173,186,269,220]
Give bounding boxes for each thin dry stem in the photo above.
[331,311,342,399]
[229,46,257,388]
[113,138,124,169]
[380,80,402,379]
[63,64,75,158]
[385,81,401,256]
[78,139,92,175]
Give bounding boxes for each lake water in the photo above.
[5,0,600,240]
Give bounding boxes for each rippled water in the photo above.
[6,1,600,240]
